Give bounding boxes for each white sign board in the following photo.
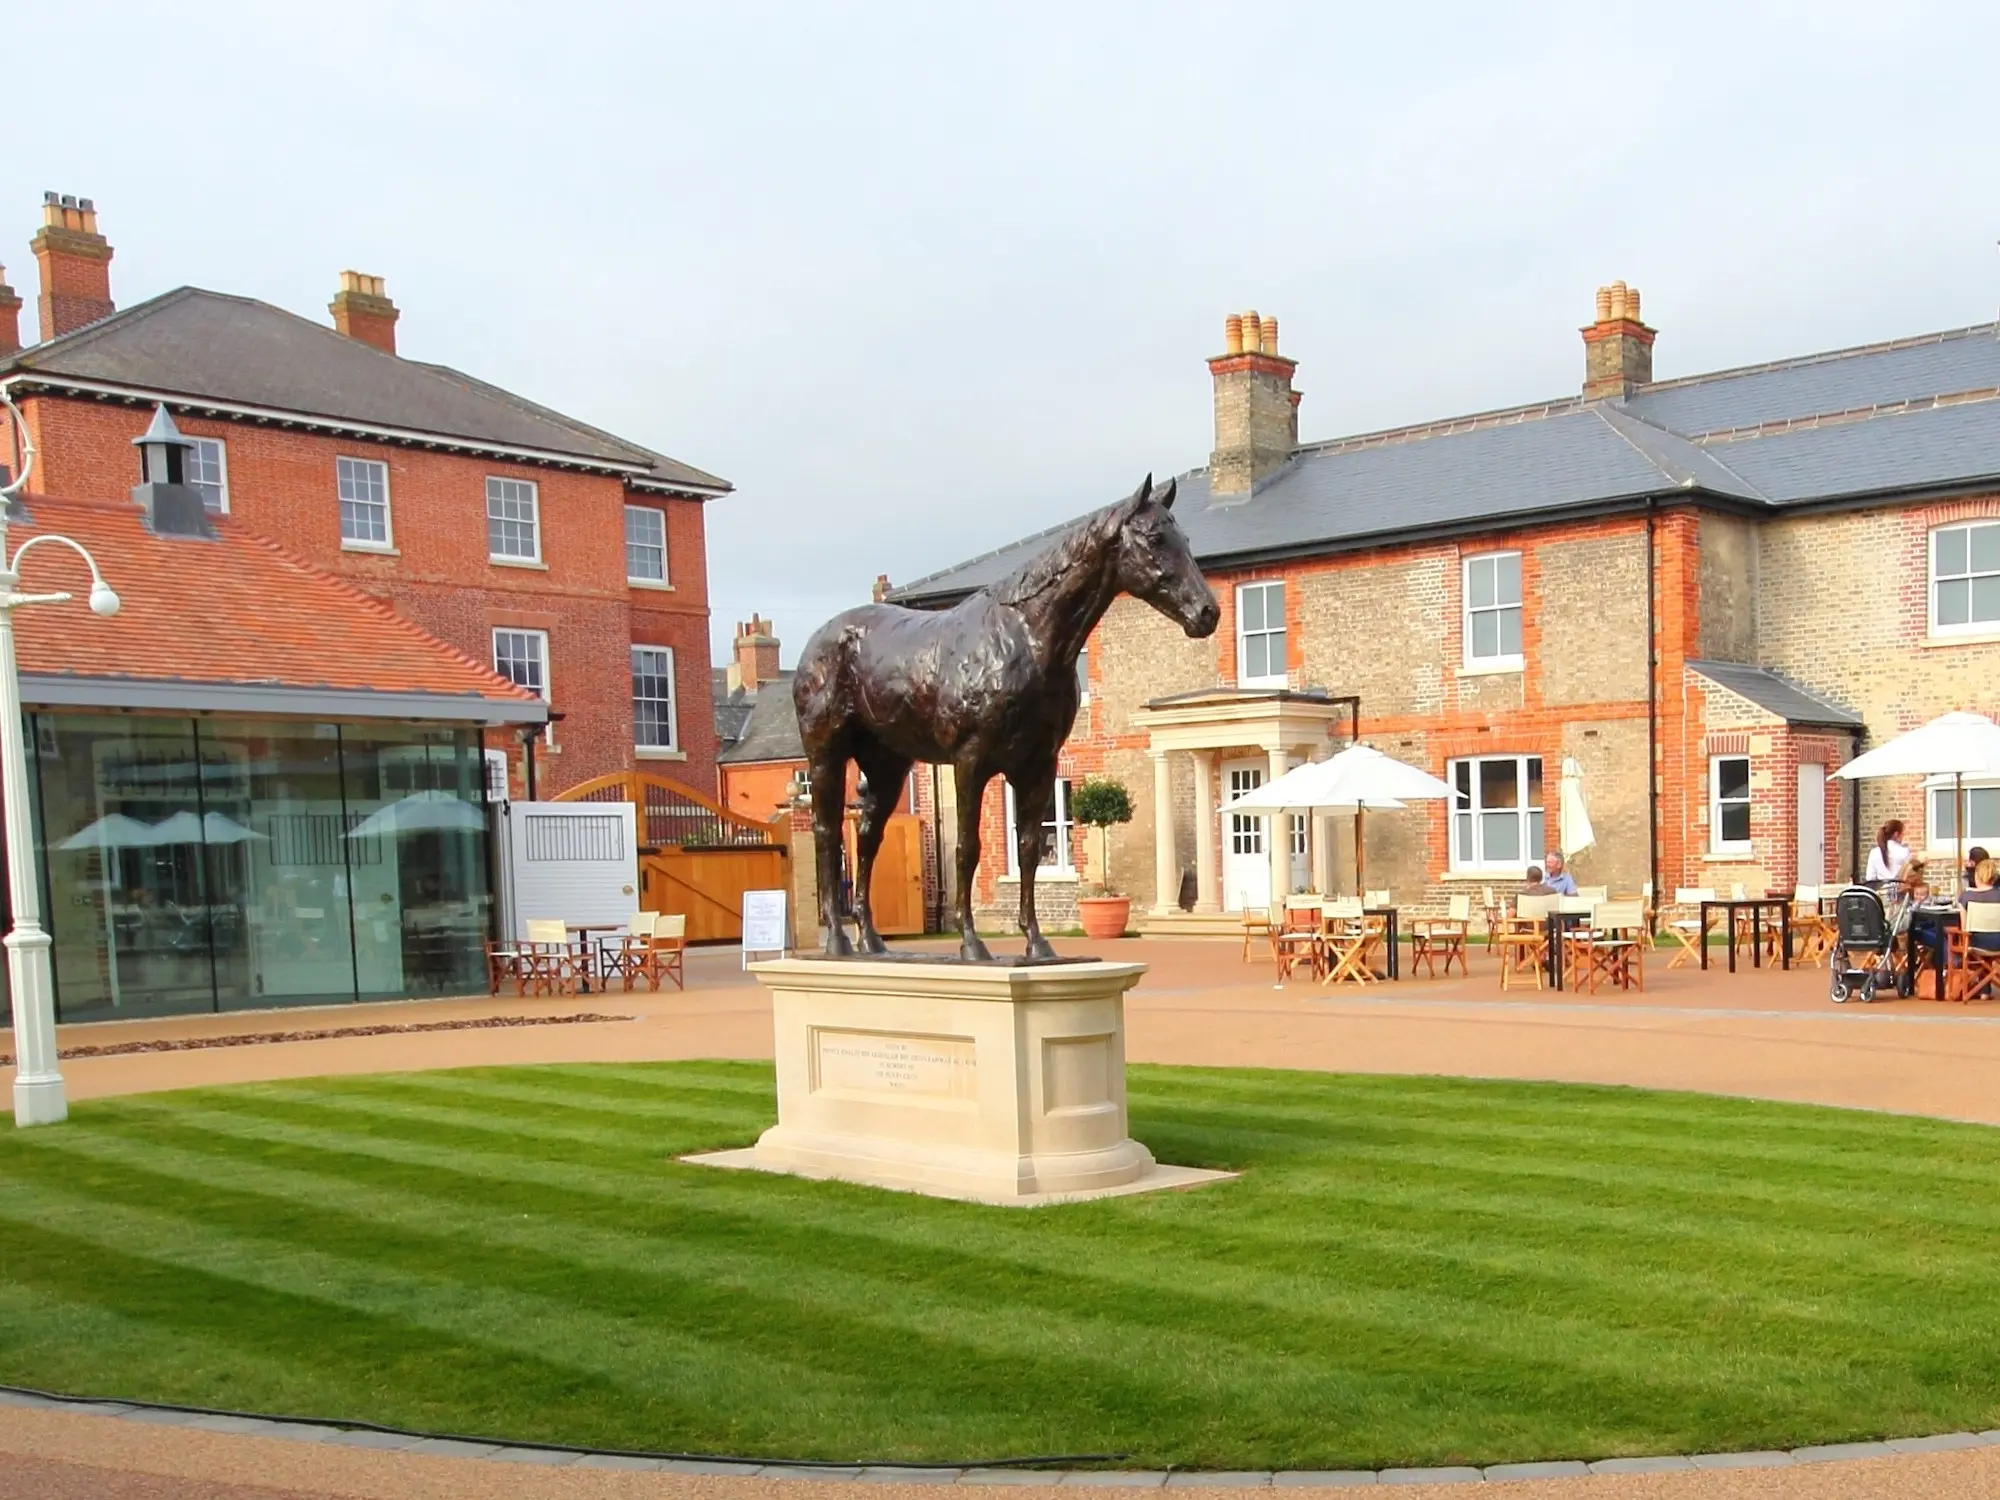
[742,888,789,965]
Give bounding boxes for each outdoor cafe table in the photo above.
[1698,897,1791,972]
[1543,903,1594,990]
[1365,906,1401,980]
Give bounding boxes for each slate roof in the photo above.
[895,320,2000,604]
[1687,660,1863,728]
[717,673,804,765]
[0,287,729,493]
[11,493,545,722]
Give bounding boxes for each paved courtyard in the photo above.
[4,936,1998,1499]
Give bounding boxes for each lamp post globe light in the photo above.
[0,391,119,1126]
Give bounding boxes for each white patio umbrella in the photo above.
[1558,757,1596,860]
[345,790,488,838]
[1221,745,1452,890]
[149,811,266,845]
[1833,711,2000,879]
[1219,758,1405,815]
[57,813,161,851]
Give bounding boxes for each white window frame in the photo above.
[1236,581,1287,687]
[631,645,679,751]
[336,455,393,550]
[1463,550,1524,669]
[1925,775,2000,852]
[1076,643,1090,704]
[1928,522,2000,637]
[186,436,229,514]
[1709,755,1753,856]
[1004,778,1075,876]
[1447,754,1545,872]
[492,628,552,745]
[624,505,669,585]
[486,476,542,563]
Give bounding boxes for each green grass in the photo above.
[1,1063,1997,1469]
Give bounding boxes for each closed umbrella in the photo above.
[1558,758,1596,860]
[1832,711,2000,880]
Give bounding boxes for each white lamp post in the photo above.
[1,392,119,1126]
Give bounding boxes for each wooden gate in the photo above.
[556,771,785,944]
[847,812,926,937]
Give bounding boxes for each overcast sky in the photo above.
[10,1,1999,664]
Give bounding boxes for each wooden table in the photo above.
[1698,898,1791,972]
[1364,907,1400,980]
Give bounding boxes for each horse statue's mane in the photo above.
[986,509,1108,609]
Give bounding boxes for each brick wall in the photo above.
[19,392,718,797]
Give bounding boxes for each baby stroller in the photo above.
[1829,884,1914,1003]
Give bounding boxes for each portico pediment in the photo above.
[1133,687,1355,755]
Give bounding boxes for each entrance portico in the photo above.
[1133,688,1357,918]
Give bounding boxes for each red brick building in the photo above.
[897,284,2000,930]
[1,193,730,801]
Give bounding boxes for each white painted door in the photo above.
[1223,760,1270,912]
[1797,763,1825,886]
[503,800,639,940]
[1289,815,1311,895]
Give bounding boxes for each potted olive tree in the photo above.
[1071,775,1135,939]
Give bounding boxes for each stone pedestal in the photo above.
[691,957,1227,1205]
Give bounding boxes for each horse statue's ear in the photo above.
[1156,477,1178,511]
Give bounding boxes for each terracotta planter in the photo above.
[1078,896,1132,940]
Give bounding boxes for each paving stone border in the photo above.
[2,1387,1996,1486]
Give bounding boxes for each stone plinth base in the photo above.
[698,956,1228,1205]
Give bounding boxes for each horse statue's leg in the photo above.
[1011,774,1059,961]
[953,761,993,962]
[850,746,913,956]
[808,750,853,956]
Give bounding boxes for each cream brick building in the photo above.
[896,288,2000,929]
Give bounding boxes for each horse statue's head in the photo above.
[1101,474,1220,639]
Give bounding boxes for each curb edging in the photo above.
[3,1389,1997,1486]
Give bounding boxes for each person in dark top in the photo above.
[1519,866,1554,896]
[1958,857,2000,954]
[1965,846,1991,892]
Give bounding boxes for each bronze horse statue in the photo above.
[793,474,1219,961]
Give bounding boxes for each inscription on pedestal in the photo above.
[811,1028,978,1101]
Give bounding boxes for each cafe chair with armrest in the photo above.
[1666,888,1713,968]
[1947,902,2000,1003]
[1364,889,1392,909]
[485,937,530,996]
[1574,885,1609,904]
[1410,894,1472,978]
[1240,898,1275,963]
[1272,898,1326,982]
[1565,900,1646,994]
[642,913,687,992]
[599,910,659,992]
[522,918,585,996]
[1320,897,1373,986]
[1497,893,1558,991]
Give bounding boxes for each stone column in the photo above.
[1150,751,1178,916]
[1267,746,1292,904]
[1191,750,1220,913]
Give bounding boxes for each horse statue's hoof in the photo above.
[1025,938,1058,962]
[961,936,993,963]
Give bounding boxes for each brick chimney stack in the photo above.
[0,265,20,357]
[1207,309,1300,498]
[330,270,399,355]
[727,614,781,693]
[872,574,892,603]
[1581,280,1656,401]
[31,192,114,341]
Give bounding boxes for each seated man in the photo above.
[1542,851,1579,895]
[1519,866,1555,896]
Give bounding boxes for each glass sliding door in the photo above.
[201,721,359,1011]
[32,714,216,1020]
[339,724,493,1000]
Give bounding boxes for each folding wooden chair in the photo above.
[1272,898,1326,981]
[1947,904,2000,1002]
[522,918,585,995]
[485,937,530,995]
[1566,900,1646,993]
[1241,901,1275,963]
[1496,894,1556,992]
[1410,894,1472,978]
[598,910,659,991]
[1788,886,1832,967]
[641,913,687,991]
[1479,885,1502,939]
[1665,887,1713,968]
[1364,889,1391,909]
[1319,898,1373,986]
[1574,885,1609,904]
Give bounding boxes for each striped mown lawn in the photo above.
[0,1062,1997,1470]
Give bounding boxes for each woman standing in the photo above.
[1865,819,1912,884]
